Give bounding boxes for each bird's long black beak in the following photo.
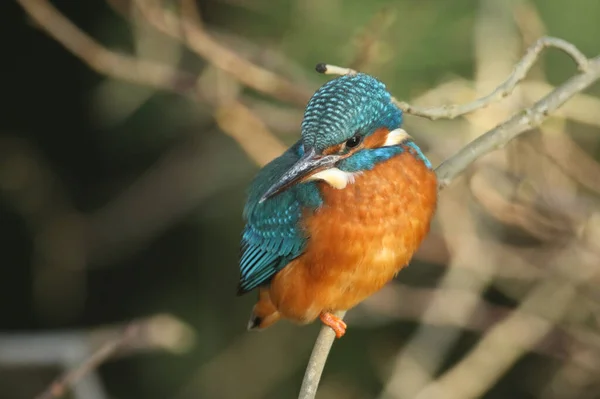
[259,147,339,203]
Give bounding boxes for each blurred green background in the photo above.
[2,0,600,398]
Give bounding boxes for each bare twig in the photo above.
[16,0,196,94]
[135,0,312,105]
[540,351,600,399]
[14,2,600,397]
[513,2,548,54]
[319,37,591,120]
[436,55,600,189]
[178,2,287,166]
[299,47,600,399]
[298,310,346,399]
[413,231,600,399]
[0,314,194,367]
[34,324,139,399]
[539,129,600,195]
[409,78,600,128]
[14,0,288,268]
[416,283,576,399]
[215,100,287,166]
[351,284,600,369]
[315,63,357,76]
[347,6,397,71]
[522,80,600,127]
[468,162,585,243]
[379,175,499,399]
[0,314,196,399]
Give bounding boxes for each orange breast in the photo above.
[269,147,437,323]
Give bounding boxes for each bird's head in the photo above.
[260,73,418,203]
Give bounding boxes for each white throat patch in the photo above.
[306,168,359,189]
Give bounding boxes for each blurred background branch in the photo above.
[0,314,194,399]
[4,0,600,398]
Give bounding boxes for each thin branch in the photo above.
[513,2,548,58]
[318,37,591,120]
[347,6,396,71]
[416,282,575,399]
[298,311,346,399]
[352,284,600,367]
[15,0,288,268]
[21,0,308,107]
[16,0,196,94]
[409,78,600,128]
[378,175,500,399]
[413,232,600,399]
[15,2,600,396]
[436,55,600,189]
[522,80,600,127]
[0,314,194,366]
[34,324,139,399]
[316,63,357,76]
[0,314,196,399]
[215,100,287,166]
[299,48,600,399]
[538,128,600,195]
[135,0,312,106]
[540,351,600,399]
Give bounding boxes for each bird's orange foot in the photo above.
[319,312,347,338]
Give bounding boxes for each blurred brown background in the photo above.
[2,0,600,398]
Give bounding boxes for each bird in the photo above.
[236,69,437,338]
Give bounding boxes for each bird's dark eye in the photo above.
[345,136,362,149]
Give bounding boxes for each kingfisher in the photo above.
[237,69,437,338]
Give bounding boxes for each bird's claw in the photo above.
[319,312,347,338]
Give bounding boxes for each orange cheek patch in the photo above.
[362,128,390,149]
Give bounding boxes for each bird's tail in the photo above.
[247,287,281,331]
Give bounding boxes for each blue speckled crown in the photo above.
[301,73,402,151]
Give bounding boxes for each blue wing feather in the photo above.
[237,141,319,294]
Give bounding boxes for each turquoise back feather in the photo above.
[238,142,321,294]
